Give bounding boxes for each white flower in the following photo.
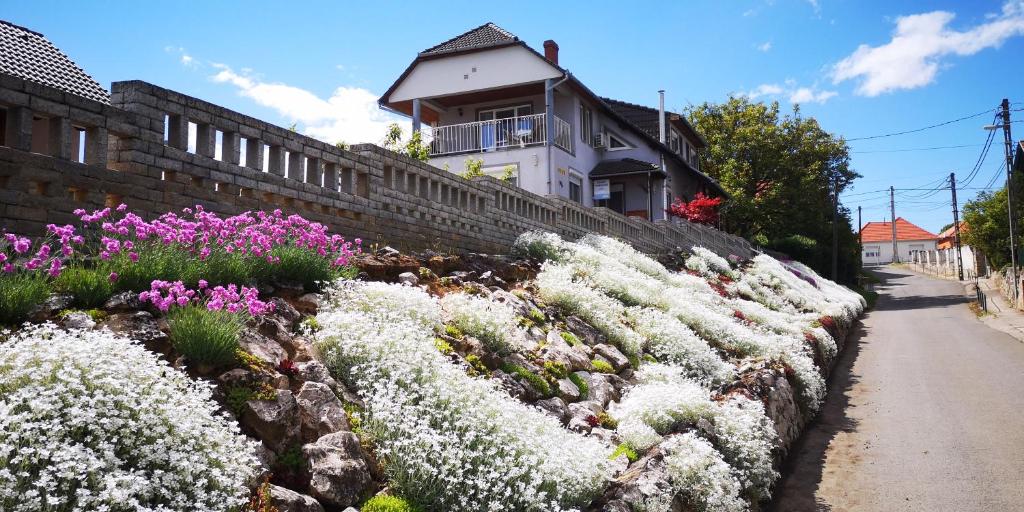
[662,433,748,512]
[441,292,524,354]
[0,324,260,512]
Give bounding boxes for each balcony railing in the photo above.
[427,113,573,156]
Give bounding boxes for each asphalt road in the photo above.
[770,266,1024,512]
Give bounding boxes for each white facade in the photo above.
[862,239,937,265]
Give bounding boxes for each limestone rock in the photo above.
[304,432,373,508]
[60,311,95,330]
[565,316,606,346]
[397,272,419,286]
[535,397,570,423]
[542,331,592,371]
[594,344,630,371]
[292,293,321,315]
[269,484,325,512]
[556,377,581,402]
[582,372,621,407]
[295,381,350,443]
[241,389,301,453]
[103,291,144,312]
[240,329,289,367]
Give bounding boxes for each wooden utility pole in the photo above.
[890,186,898,263]
[950,172,964,281]
[858,206,862,244]
[1000,98,1018,301]
[832,173,839,280]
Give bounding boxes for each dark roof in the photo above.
[601,97,706,148]
[420,22,518,56]
[0,20,109,104]
[590,158,666,178]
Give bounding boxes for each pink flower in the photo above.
[198,279,208,289]
[48,259,62,277]
[109,272,119,282]
[129,252,139,262]
[13,238,29,254]
[1,263,12,273]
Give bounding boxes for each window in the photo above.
[669,132,681,153]
[608,132,632,151]
[478,104,532,121]
[568,171,582,203]
[580,104,593,145]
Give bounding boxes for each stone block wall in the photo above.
[0,73,754,258]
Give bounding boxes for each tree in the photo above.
[962,163,1024,269]
[381,123,430,162]
[668,193,722,225]
[687,96,862,283]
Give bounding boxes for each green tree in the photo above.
[962,164,1024,269]
[381,123,430,162]
[687,96,862,283]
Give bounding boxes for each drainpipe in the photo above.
[657,90,667,221]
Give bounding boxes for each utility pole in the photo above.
[890,186,898,263]
[858,206,862,244]
[832,173,839,280]
[950,172,964,281]
[1001,98,1018,302]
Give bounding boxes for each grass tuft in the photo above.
[167,304,242,367]
[55,267,114,308]
[0,274,50,326]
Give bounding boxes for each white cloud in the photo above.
[744,82,838,104]
[180,54,194,66]
[807,0,821,15]
[831,1,1024,96]
[745,83,784,99]
[757,41,773,52]
[210,64,401,145]
[789,87,838,104]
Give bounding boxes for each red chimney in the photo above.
[543,40,559,65]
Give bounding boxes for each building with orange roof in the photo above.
[860,217,938,265]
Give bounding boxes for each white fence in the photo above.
[427,113,573,156]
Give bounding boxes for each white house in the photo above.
[860,217,938,266]
[378,22,725,221]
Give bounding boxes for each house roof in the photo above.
[0,19,109,104]
[601,97,706,148]
[860,217,937,243]
[590,158,666,178]
[936,222,966,249]
[420,22,518,56]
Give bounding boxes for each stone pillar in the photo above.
[323,162,337,191]
[222,131,241,165]
[84,126,108,167]
[306,157,322,186]
[287,152,304,180]
[167,114,188,150]
[268,146,285,176]
[245,138,264,171]
[47,116,72,160]
[196,123,215,158]
[4,106,32,151]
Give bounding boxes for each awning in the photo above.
[589,158,667,179]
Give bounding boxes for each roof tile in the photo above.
[0,20,109,104]
[421,22,518,55]
[860,217,937,243]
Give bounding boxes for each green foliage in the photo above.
[225,382,276,415]
[105,247,183,292]
[0,273,50,326]
[300,316,321,334]
[461,157,485,179]
[963,187,1018,268]
[55,267,114,308]
[500,363,552,397]
[590,359,615,374]
[433,337,454,355]
[444,324,464,338]
[464,354,490,377]
[609,443,639,463]
[568,372,588,398]
[543,360,568,379]
[500,165,517,182]
[688,96,861,284]
[627,354,641,370]
[595,411,618,429]
[277,444,305,472]
[58,308,107,322]
[559,331,581,347]
[527,307,546,325]
[362,495,421,512]
[255,246,335,291]
[335,140,350,151]
[343,402,364,433]
[382,122,429,162]
[235,348,267,371]
[404,130,430,162]
[167,304,242,367]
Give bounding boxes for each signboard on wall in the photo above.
[593,179,610,200]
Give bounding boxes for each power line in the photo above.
[845,107,997,141]
[850,143,987,154]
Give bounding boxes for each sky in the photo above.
[4,0,1024,234]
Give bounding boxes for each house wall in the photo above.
[861,239,938,265]
[0,74,755,261]
[390,45,561,103]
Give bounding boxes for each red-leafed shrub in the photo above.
[667,193,722,225]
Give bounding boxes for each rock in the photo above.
[762,368,804,453]
[493,369,528,400]
[582,372,620,407]
[376,246,400,257]
[397,271,419,286]
[292,293,320,315]
[449,270,476,282]
[103,311,166,343]
[240,329,290,367]
[269,484,325,512]
[564,316,606,346]
[254,441,277,479]
[271,297,302,326]
[30,293,72,321]
[594,344,630,371]
[542,331,592,371]
[535,397,570,423]
[589,427,619,446]
[241,389,301,453]
[304,432,373,508]
[567,400,603,432]
[295,382,350,443]
[489,290,530,316]
[218,368,254,387]
[556,378,581,402]
[103,291,144,311]
[297,360,347,394]
[603,447,682,512]
[60,311,96,330]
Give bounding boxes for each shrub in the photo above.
[560,331,581,346]
[167,304,243,367]
[591,359,615,374]
[433,337,454,355]
[0,273,50,326]
[225,382,277,415]
[501,362,553,397]
[105,246,185,292]
[544,360,569,379]
[362,495,421,512]
[528,307,546,324]
[0,324,259,511]
[568,372,588,399]
[54,267,114,308]
[512,230,568,261]
[464,354,490,377]
[441,292,523,354]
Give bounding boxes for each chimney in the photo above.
[658,90,666,143]
[543,40,559,65]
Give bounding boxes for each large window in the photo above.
[579,104,593,145]
[568,171,582,203]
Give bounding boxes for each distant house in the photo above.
[931,222,986,278]
[860,217,937,265]
[378,22,724,221]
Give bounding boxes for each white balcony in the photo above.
[427,113,573,156]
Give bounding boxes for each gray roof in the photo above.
[590,158,666,178]
[0,20,109,104]
[420,22,518,56]
[601,97,705,147]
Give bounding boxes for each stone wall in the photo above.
[0,74,753,258]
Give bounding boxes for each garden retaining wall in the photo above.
[0,74,753,258]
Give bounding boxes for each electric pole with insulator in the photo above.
[890,186,898,263]
[951,172,964,281]
[999,99,1018,301]
[832,173,839,280]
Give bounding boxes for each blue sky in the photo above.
[5,0,1024,233]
